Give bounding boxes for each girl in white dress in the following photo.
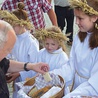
[36,26,70,94]
[0,2,39,98]
[51,0,98,97]
[36,26,69,71]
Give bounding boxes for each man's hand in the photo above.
[30,62,49,74]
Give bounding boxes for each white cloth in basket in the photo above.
[40,86,61,98]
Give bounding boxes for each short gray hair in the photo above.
[0,20,13,48]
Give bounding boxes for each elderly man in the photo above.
[0,20,49,98]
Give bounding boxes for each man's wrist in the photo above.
[24,62,29,71]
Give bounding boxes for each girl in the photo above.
[0,2,39,98]
[36,26,69,71]
[35,26,70,93]
[51,0,98,97]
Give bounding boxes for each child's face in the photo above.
[13,25,25,35]
[13,25,21,35]
[74,9,97,32]
[44,38,59,53]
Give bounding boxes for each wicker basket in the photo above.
[50,75,65,98]
[24,76,35,86]
[24,75,65,98]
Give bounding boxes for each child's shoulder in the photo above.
[39,48,46,52]
[38,48,47,55]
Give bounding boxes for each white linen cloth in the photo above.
[37,47,68,71]
[35,73,61,89]
[40,86,61,98]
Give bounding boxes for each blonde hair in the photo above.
[0,2,34,30]
[35,26,68,52]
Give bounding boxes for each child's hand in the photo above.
[6,72,20,83]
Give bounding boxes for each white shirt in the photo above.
[37,48,68,71]
[54,0,70,7]
[7,31,39,81]
[52,33,98,97]
[37,47,70,94]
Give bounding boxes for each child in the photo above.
[0,2,39,98]
[50,0,98,97]
[35,26,69,71]
[35,26,70,94]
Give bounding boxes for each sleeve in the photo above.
[1,1,15,11]
[88,60,98,94]
[42,0,52,13]
[37,49,44,62]
[63,41,98,97]
[19,38,39,81]
[28,38,39,63]
[0,58,10,74]
[19,70,37,81]
[1,1,6,10]
[51,37,77,87]
[63,53,98,97]
[63,82,98,98]
[59,52,69,67]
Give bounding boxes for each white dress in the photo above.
[37,48,70,94]
[52,32,98,97]
[7,31,39,98]
[37,48,68,71]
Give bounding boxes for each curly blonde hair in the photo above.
[35,26,68,52]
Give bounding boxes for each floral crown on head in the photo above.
[35,28,69,43]
[0,10,34,30]
[69,0,98,16]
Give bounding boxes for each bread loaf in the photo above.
[24,77,35,86]
[43,72,52,82]
[28,86,38,97]
[29,86,51,98]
